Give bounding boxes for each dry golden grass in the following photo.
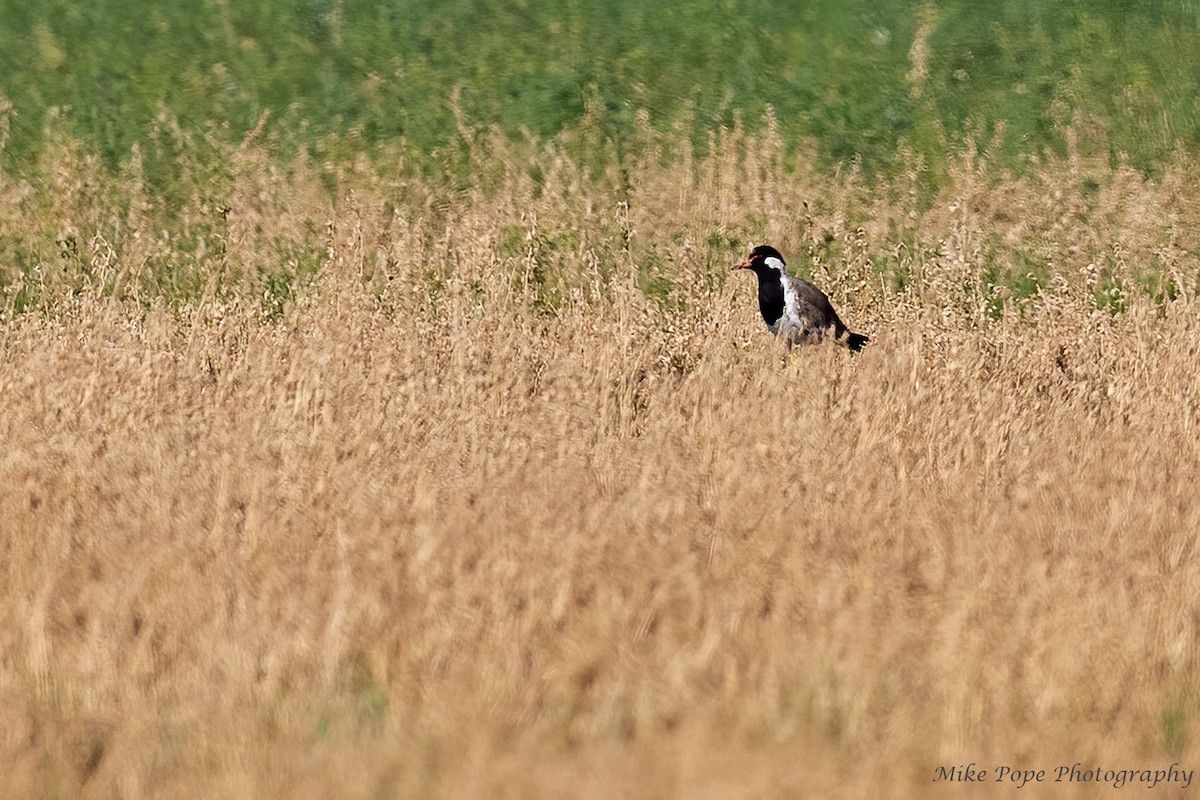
[3,119,1200,798]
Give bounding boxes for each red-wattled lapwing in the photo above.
[734,245,869,352]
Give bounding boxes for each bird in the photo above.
[733,245,869,352]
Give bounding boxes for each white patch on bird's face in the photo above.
[764,256,786,273]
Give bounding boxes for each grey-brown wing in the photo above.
[787,276,848,335]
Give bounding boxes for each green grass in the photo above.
[4,0,1200,179]
[4,1,1200,319]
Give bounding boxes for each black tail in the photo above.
[846,333,869,352]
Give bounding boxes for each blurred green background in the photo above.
[2,0,1200,176]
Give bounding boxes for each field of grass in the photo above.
[5,1,1200,796]
[3,109,1200,797]
[4,0,1200,176]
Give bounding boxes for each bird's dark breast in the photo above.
[757,279,784,327]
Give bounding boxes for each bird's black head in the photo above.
[733,245,787,276]
[733,245,789,327]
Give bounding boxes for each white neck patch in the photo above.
[779,268,801,328]
[764,256,786,273]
